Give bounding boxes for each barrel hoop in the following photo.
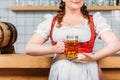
[3,22,13,47]
[0,25,4,47]
[8,22,17,44]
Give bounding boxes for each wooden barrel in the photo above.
[0,22,17,48]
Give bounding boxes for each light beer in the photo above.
[65,35,78,59]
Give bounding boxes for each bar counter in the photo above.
[0,54,120,80]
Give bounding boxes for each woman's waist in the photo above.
[53,53,92,61]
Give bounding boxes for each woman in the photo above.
[25,0,120,80]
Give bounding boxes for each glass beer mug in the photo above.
[65,35,78,60]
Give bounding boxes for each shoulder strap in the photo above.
[50,16,56,45]
[89,15,96,41]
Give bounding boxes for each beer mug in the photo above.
[65,35,78,60]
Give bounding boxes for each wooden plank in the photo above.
[0,54,52,68]
[88,6,120,10]
[10,6,59,11]
[0,68,120,80]
[0,68,49,80]
[98,55,120,68]
[0,54,120,68]
[10,6,120,11]
[103,69,120,80]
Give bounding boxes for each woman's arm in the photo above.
[92,30,120,60]
[72,30,120,64]
[25,33,55,56]
[25,33,65,56]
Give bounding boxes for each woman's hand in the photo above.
[54,41,65,54]
[72,53,96,64]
